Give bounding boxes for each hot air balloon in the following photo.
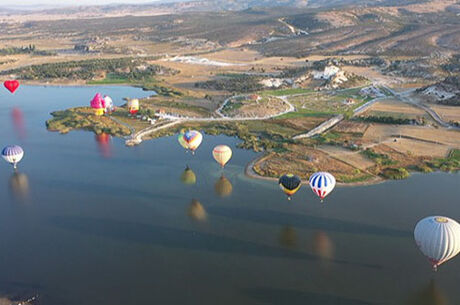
[279,174,302,200]
[178,132,189,151]
[414,216,460,271]
[212,145,232,168]
[4,80,20,93]
[2,145,24,169]
[102,95,113,113]
[214,175,233,197]
[182,130,202,153]
[127,99,139,115]
[90,93,104,116]
[180,166,196,185]
[188,199,207,221]
[309,172,336,202]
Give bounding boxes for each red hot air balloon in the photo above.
[4,80,20,94]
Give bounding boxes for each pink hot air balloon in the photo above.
[90,93,104,116]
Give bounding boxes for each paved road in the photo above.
[383,86,460,131]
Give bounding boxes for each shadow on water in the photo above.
[207,207,411,238]
[48,216,379,269]
[242,287,374,305]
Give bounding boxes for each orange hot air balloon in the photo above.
[212,145,232,168]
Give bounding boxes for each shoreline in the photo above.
[244,153,385,188]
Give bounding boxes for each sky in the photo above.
[1,0,163,6]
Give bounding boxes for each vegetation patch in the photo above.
[381,167,410,180]
[46,107,131,137]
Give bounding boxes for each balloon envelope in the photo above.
[2,145,24,168]
[309,172,336,200]
[127,99,139,114]
[178,133,189,150]
[4,80,19,93]
[182,130,202,152]
[212,145,232,167]
[279,174,302,199]
[102,95,113,112]
[90,93,104,109]
[414,216,460,270]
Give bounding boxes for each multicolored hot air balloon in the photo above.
[2,145,24,169]
[178,132,189,151]
[279,174,302,200]
[4,80,20,94]
[180,166,196,185]
[90,93,104,116]
[414,216,460,271]
[212,145,232,168]
[102,95,113,113]
[182,130,202,153]
[127,99,139,115]
[309,172,336,202]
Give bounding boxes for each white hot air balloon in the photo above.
[2,145,24,169]
[308,172,336,202]
[414,216,460,271]
[212,145,232,168]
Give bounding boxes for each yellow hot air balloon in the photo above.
[180,166,196,185]
[188,199,207,222]
[212,145,232,168]
[127,99,139,115]
[214,175,233,197]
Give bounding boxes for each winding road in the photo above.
[125,94,295,145]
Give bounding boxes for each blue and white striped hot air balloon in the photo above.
[2,145,24,169]
[308,172,336,202]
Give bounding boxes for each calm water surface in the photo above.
[0,85,458,305]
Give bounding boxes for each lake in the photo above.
[0,85,458,305]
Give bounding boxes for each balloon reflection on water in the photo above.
[180,166,196,185]
[312,231,334,260]
[11,107,26,140]
[407,280,448,305]
[278,226,297,249]
[9,172,29,203]
[187,199,207,222]
[214,175,233,197]
[95,133,112,159]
